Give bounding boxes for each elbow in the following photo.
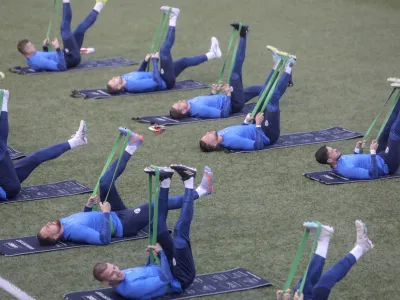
[100,238,111,245]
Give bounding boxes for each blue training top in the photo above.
[26,50,67,71]
[122,58,166,93]
[332,154,388,179]
[60,211,123,245]
[218,124,270,151]
[114,250,182,300]
[188,94,231,118]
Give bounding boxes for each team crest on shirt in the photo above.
[264,120,269,127]
[385,147,389,153]
[134,208,141,214]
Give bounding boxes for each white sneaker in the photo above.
[391,82,400,88]
[70,120,88,146]
[160,6,180,19]
[209,37,222,59]
[303,221,334,241]
[355,220,373,254]
[387,77,400,83]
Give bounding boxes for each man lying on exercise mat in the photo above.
[17,0,107,72]
[93,164,200,299]
[106,6,221,94]
[0,90,88,200]
[198,48,296,152]
[36,128,214,246]
[276,220,373,300]
[169,23,267,120]
[315,96,400,179]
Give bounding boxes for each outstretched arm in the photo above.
[137,54,151,72]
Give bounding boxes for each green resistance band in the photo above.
[146,9,171,72]
[91,132,130,235]
[148,166,161,265]
[46,0,61,51]
[280,222,321,299]
[360,88,399,153]
[215,24,241,94]
[376,90,400,139]
[250,57,287,117]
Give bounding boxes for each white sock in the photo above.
[206,52,215,60]
[184,177,194,189]
[350,245,364,261]
[63,0,70,3]
[315,238,330,259]
[1,95,8,112]
[94,2,104,13]
[169,17,177,27]
[160,178,171,189]
[285,64,292,74]
[124,144,138,156]
[195,186,207,197]
[273,59,281,70]
[68,137,80,149]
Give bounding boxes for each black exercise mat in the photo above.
[0,180,92,204]
[64,267,272,300]
[132,103,257,126]
[71,80,209,99]
[304,169,400,185]
[0,227,150,256]
[9,58,137,75]
[7,146,25,160]
[228,127,363,153]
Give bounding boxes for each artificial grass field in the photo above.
[0,0,400,299]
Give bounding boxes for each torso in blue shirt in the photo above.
[218,124,270,151]
[114,265,181,300]
[332,154,388,179]
[26,51,64,71]
[188,94,230,118]
[60,211,123,244]
[122,72,166,93]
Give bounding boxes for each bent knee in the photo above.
[5,182,21,198]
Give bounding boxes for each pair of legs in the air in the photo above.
[251,49,297,144]
[290,221,373,300]
[158,6,221,89]
[145,164,199,289]
[0,90,87,199]
[97,127,214,238]
[60,0,106,68]
[375,95,400,174]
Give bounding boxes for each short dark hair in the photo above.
[169,107,187,119]
[36,232,58,246]
[315,145,329,164]
[17,39,30,54]
[93,263,108,281]
[199,140,219,152]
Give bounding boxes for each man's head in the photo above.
[199,130,220,152]
[169,100,190,119]
[107,76,124,94]
[37,220,63,246]
[17,39,36,56]
[93,263,125,286]
[315,145,341,165]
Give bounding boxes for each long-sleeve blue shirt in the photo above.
[188,94,231,118]
[60,211,123,245]
[331,154,388,179]
[218,124,270,151]
[122,58,166,93]
[114,250,182,300]
[26,50,67,71]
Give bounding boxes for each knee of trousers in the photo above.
[173,230,190,249]
[4,182,21,198]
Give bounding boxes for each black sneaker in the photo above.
[170,164,197,181]
[230,22,249,37]
[144,166,174,181]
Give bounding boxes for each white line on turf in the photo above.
[0,275,36,300]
